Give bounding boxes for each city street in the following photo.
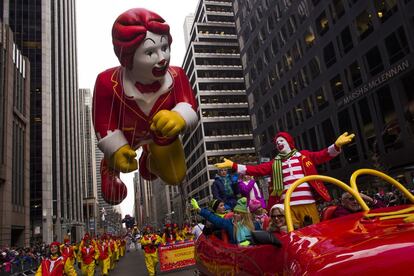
[110,247,195,276]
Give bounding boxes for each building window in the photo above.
[330,0,345,23]
[304,27,316,49]
[286,111,293,129]
[376,85,402,152]
[267,13,275,31]
[312,0,321,7]
[357,98,377,152]
[281,86,288,104]
[323,42,337,68]
[402,71,414,140]
[330,74,344,100]
[322,119,341,169]
[340,26,353,55]
[346,61,363,89]
[271,36,279,55]
[308,57,321,80]
[315,87,328,110]
[374,0,398,23]
[303,97,314,119]
[365,46,384,76]
[338,109,359,163]
[316,11,330,36]
[292,41,302,62]
[355,10,374,40]
[384,26,410,64]
[272,93,280,110]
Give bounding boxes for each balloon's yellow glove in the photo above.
[191,198,200,212]
[335,132,355,148]
[150,110,186,137]
[109,144,138,173]
[214,158,234,169]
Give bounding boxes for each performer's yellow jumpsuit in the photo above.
[78,240,99,276]
[109,238,119,270]
[97,240,112,276]
[35,254,77,276]
[140,234,162,276]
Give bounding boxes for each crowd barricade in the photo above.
[0,257,40,276]
[158,240,196,272]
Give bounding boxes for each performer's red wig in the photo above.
[112,8,172,69]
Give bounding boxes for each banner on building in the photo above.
[158,240,196,272]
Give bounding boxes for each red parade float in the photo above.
[195,169,414,275]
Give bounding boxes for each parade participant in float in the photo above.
[181,222,194,240]
[92,8,198,205]
[215,131,355,227]
[238,174,266,210]
[140,226,162,276]
[191,197,257,246]
[96,234,111,276]
[212,169,240,210]
[35,241,77,276]
[331,192,385,219]
[77,235,98,276]
[249,199,268,229]
[60,236,76,267]
[264,204,288,238]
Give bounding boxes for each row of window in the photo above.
[258,72,414,168]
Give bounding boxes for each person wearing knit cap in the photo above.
[215,131,355,228]
[35,241,77,276]
[191,197,256,246]
[209,199,227,217]
[265,204,288,237]
[238,174,266,212]
[249,199,268,229]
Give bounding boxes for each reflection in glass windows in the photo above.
[355,10,374,40]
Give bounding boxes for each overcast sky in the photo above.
[76,0,199,218]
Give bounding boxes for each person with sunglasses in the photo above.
[332,192,385,219]
[264,204,288,238]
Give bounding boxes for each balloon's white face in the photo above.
[131,31,170,83]
[275,137,291,154]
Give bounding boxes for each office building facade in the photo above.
[182,0,256,206]
[0,22,31,247]
[80,88,98,237]
[4,0,85,243]
[233,0,414,191]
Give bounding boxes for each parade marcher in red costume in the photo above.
[60,237,76,267]
[92,8,198,205]
[140,226,162,276]
[77,234,98,276]
[96,234,111,276]
[35,241,77,276]
[216,131,355,227]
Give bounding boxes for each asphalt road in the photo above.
[110,246,196,276]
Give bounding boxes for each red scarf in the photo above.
[135,81,161,94]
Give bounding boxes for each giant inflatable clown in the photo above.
[93,8,198,205]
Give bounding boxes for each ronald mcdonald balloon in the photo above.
[93,8,198,205]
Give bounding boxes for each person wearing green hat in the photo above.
[191,197,256,246]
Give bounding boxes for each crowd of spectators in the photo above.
[0,242,49,275]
